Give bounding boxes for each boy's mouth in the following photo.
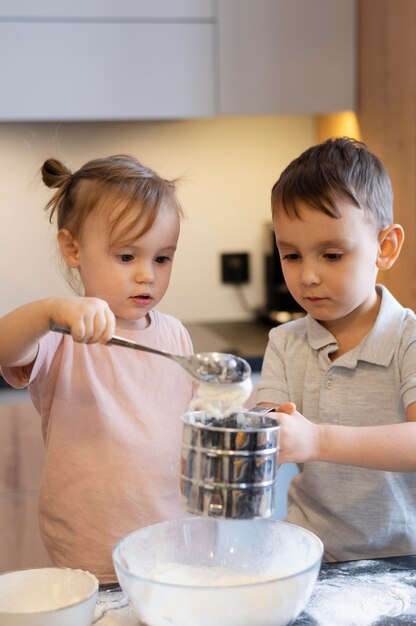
[304,294,327,302]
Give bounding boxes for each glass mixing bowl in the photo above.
[113,517,323,626]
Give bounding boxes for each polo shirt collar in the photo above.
[306,285,405,367]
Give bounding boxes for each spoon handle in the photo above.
[49,321,174,360]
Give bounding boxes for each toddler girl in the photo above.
[0,155,193,582]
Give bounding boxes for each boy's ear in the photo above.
[57,229,80,268]
[376,224,405,270]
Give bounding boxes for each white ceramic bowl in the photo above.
[113,517,323,626]
[0,567,98,626]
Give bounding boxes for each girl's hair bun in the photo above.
[41,158,72,189]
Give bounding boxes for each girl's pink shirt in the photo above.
[2,310,194,583]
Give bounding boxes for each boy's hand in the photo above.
[275,403,320,464]
[50,297,115,344]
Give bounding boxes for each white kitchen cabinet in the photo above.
[0,0,215,19]
[0,0,355,121]
[217,0,356,116]
[0,0,216,121]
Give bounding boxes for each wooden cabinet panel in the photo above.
[0,401,44,493]
[0,401,52,572]
[0,496,53,572]
[357,0,416,310]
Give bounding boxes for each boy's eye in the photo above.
[155,255,171,264]
[281,253,300,261]
[118,254,135,263]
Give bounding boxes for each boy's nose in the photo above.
[300,263,321,286]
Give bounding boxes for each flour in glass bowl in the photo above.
[147,562,270,586]
[133,561,303,626]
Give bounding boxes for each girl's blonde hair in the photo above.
[42,154,182,292]
[42,154,182,244]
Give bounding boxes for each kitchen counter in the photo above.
[93,555,416,625]
[295,555,416,625]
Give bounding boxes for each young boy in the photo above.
[257,137,416,562]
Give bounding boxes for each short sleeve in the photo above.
[256,330,290,406]
[400,338,416,410]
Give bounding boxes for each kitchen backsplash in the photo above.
[0,115,315,323]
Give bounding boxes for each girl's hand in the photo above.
[275,403,320,464]
[49,297,115,344]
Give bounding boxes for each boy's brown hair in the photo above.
[271,137,393,229]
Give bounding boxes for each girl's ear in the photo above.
[57,229,80,268]
[376,224,405,270]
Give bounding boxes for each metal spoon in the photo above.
[49,322,251,384]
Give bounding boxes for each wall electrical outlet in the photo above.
[221,252,250,284]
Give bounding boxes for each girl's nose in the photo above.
[135,262,154,284]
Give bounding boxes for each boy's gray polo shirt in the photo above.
[257,284,416,562]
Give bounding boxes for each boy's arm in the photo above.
[276,402,416,472]
[0,297,115,367]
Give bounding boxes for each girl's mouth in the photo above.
[130,294,153,306]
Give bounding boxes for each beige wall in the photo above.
[0,116,315,323]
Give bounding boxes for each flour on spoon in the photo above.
[189,377,253,418]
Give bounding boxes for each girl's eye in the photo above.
[118,254,135,263]
[155,256,171,265]
[324,253,343,261]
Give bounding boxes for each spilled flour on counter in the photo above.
[302,568,416,626]
[93,587,138,625]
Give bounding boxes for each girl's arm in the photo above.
[0,297,115,367]
[273,402,416,472]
